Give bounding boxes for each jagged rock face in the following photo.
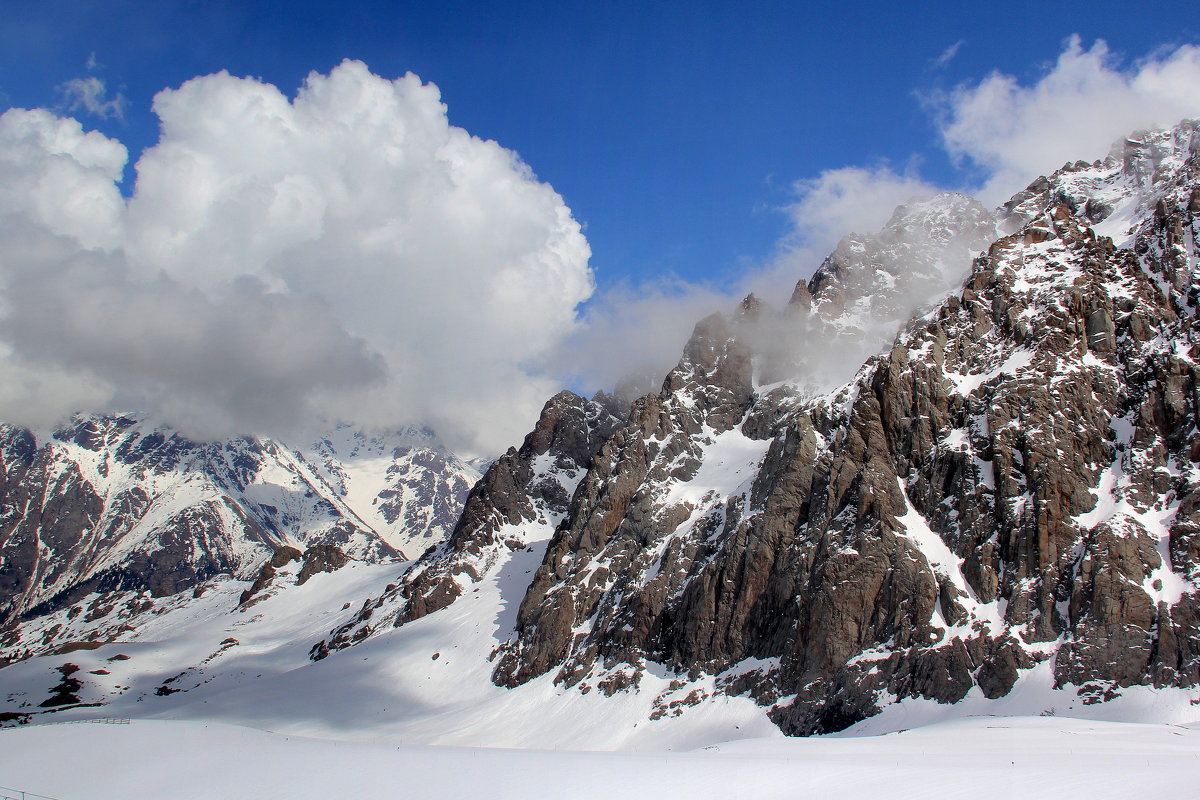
[491,312,762,686]
[311,391,624,656]
[1002,121,1200,248]
[484,121,1200,733]
[797,192,996,318]
[0,416,415,624]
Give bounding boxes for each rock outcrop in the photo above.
[312,390,624,656]
[240,544,350,606]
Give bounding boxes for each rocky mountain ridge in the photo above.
[780,191,998,390]
[311,119,1200,734]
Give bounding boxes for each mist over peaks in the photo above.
[559,37,1200,404]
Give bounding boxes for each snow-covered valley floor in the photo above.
[1,715,1197,800]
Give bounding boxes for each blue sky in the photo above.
[2,1,1200,452]
[5,0,1198,290]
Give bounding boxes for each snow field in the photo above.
[1,715,1197,800]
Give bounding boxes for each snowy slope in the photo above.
[0,554,776,750]
[2,538,1196,755]
[305,424,479,559]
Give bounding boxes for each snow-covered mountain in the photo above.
[306,424,481,559]
[0,415,478,630]
[3,120,1200,746]
[779,191,998,390]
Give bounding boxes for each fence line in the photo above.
[0,784,63,800]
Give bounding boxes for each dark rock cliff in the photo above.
[471,121,1200,733]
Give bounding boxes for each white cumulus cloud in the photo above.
[933,36,1200,203]
[0,60,594,456]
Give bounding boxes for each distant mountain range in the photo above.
[0,418,476,627]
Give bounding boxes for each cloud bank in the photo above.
[0,61,593,456]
